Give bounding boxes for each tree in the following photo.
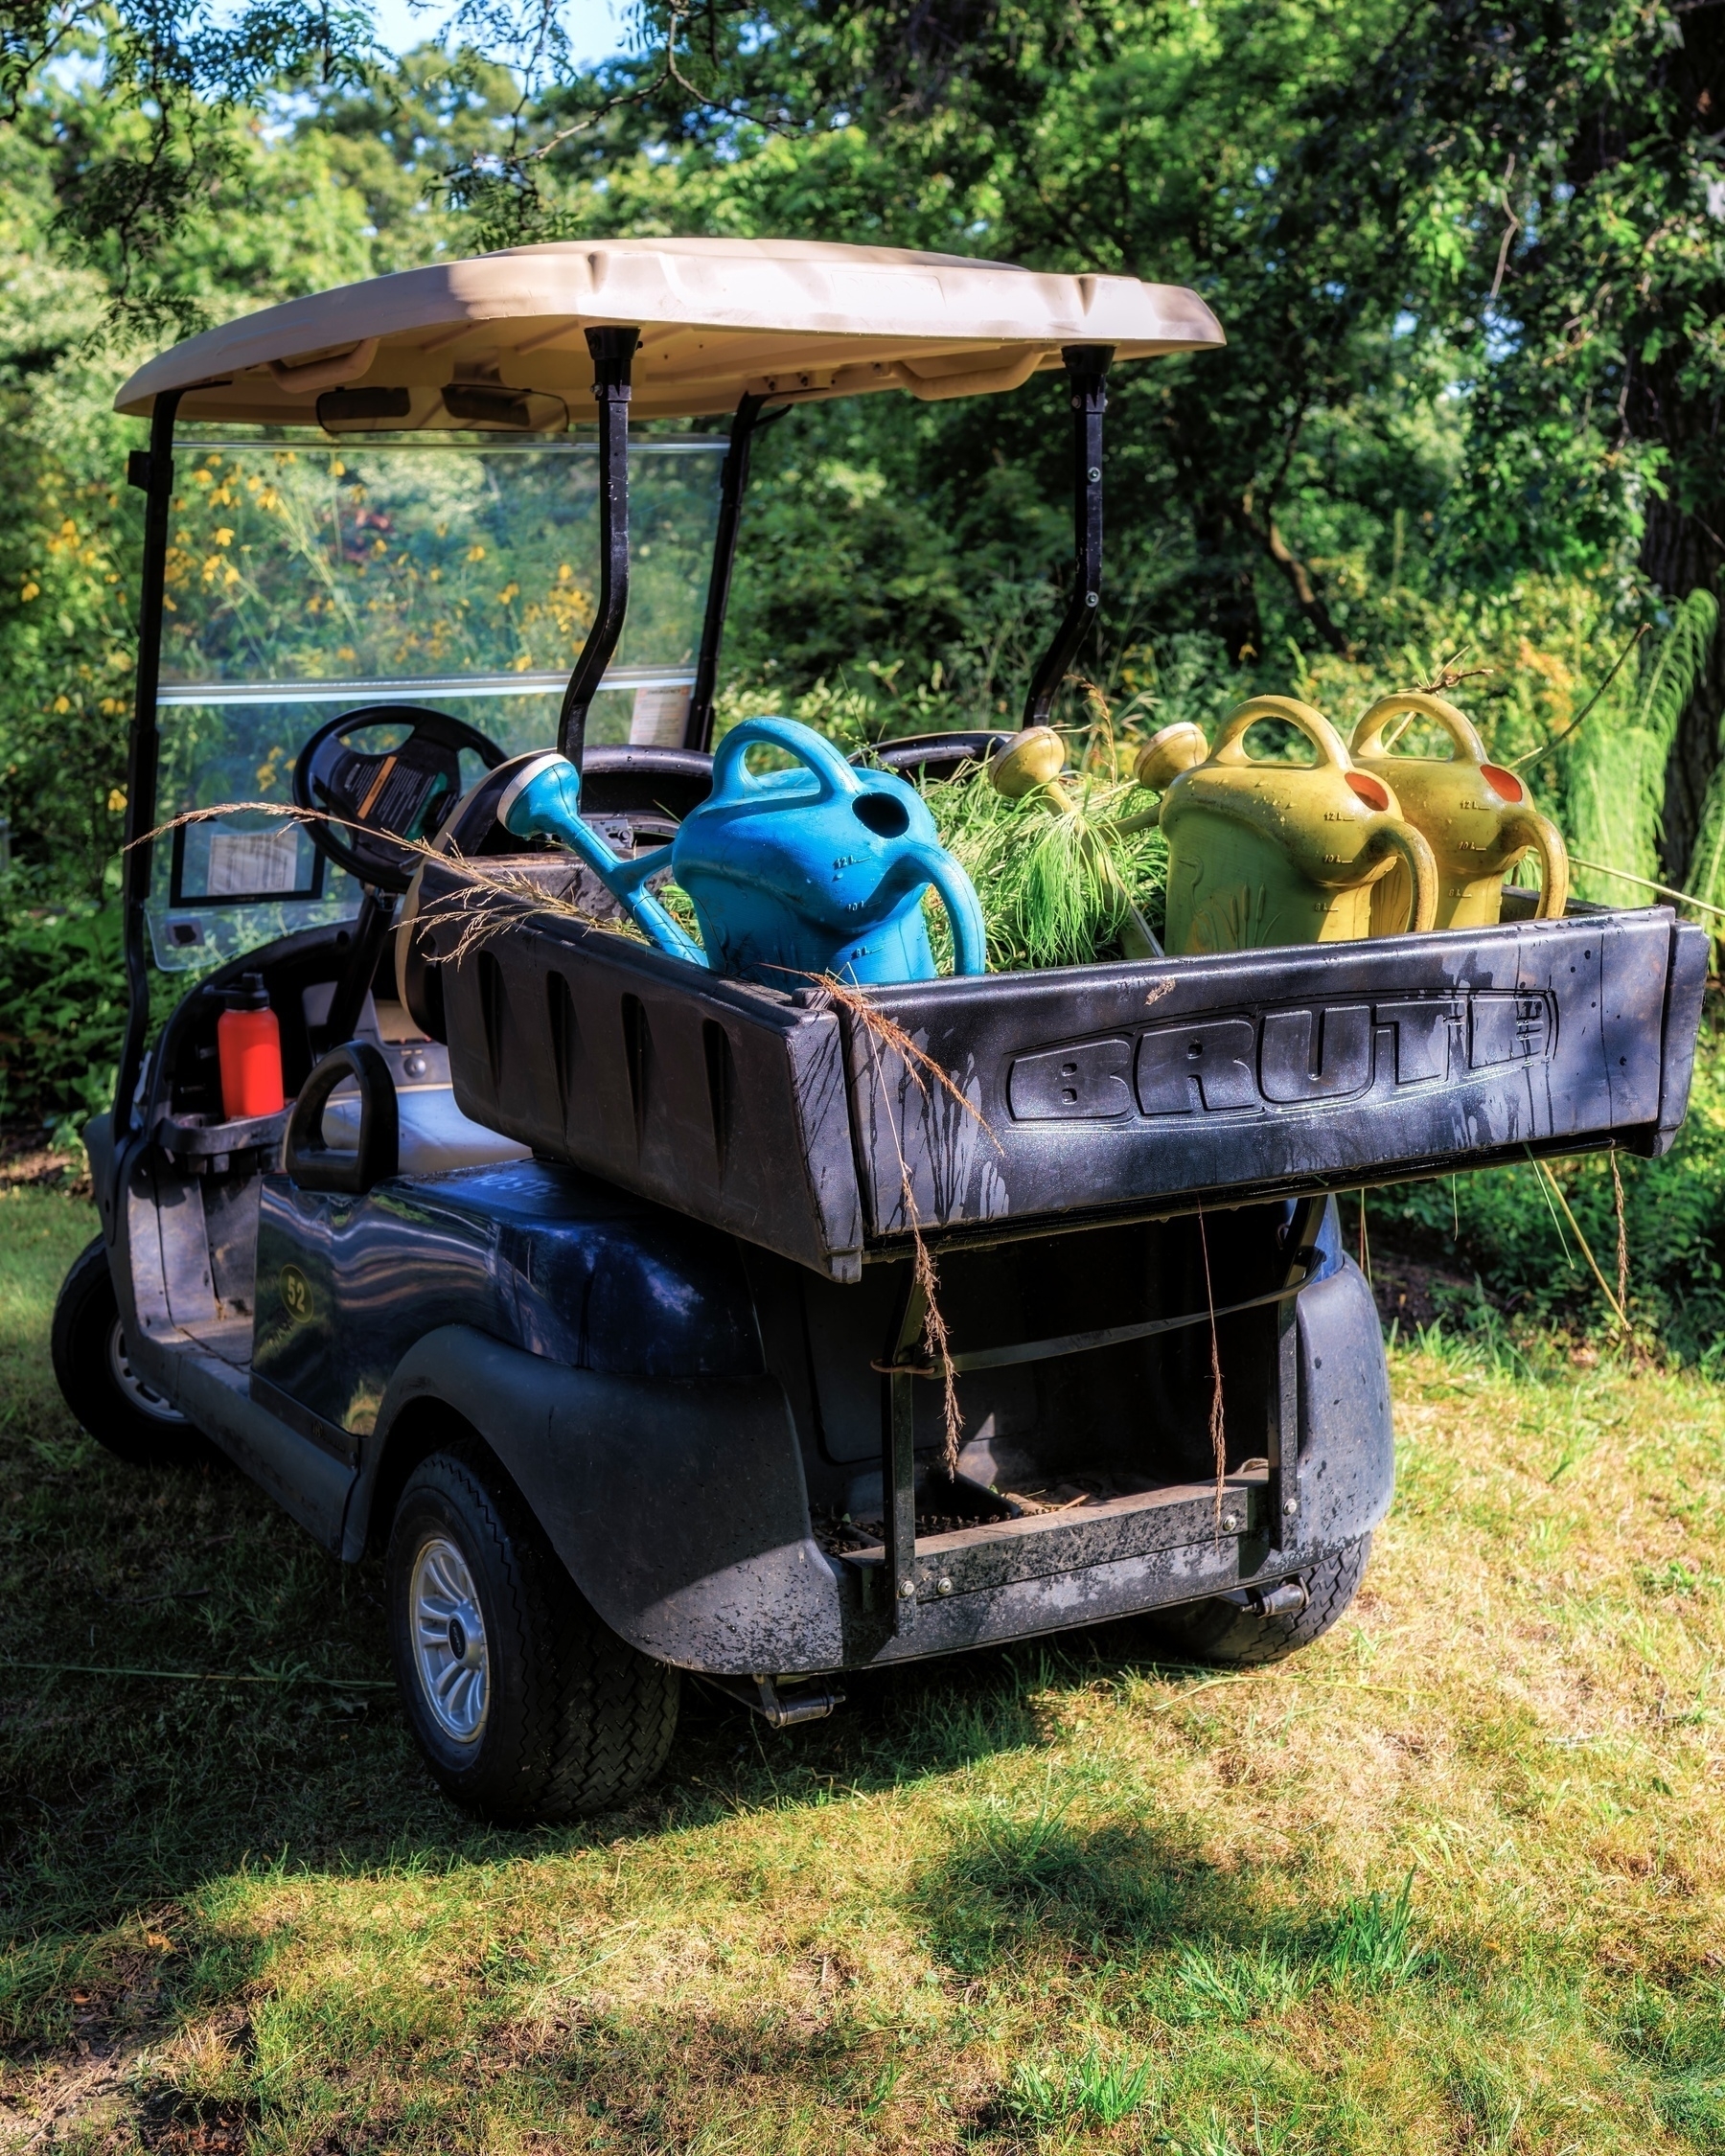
[0,43,397,900]
[0,0,380,337]
[522,0,1463,677]
[1382,0,1725,879]
[548,0,1725,864]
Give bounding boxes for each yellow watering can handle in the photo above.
[1501,808,1570,920]
[1353,693,1568,918]
[1350,691,1489,764]
[1209,696,1356,770]
[1368,818,1440,933]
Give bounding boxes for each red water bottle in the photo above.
[218,973,285,1120]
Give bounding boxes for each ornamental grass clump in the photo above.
[919,760,1166,972]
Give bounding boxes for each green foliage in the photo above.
[1375,1013,1725,1365]
[0,905,124,1134]
[1321,1872,1422,1988]
[0,1,378,339]
[0,45,494,918]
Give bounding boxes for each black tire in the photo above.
[51,1237,209,1467]
[386,1447,679,1823]
[1154,1535,1372,1667]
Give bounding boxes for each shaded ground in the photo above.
[1362,1224,1489,1333]
[6,1184,1725,2152]
[0,1123,84,1193]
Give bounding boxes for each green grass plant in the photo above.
[11,1182,1725,2147]
[919,761,1167,972]
[1561,589,1721,912]
[1004,2044,1156,2128]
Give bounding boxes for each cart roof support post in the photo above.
[559,326,641,767]
[115,387,184,1136]
[1021,344,1114,732]
[686,393,788,753]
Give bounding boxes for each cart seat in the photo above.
[304,984,530,1177]
[321,1082,530,1177]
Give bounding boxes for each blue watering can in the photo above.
[497,718,988,986]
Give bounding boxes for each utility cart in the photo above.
[53,240,1707,1823]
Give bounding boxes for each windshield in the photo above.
[147,429,724,971]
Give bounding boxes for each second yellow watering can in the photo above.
[1152,698,1438,955]
[1348,692,1568,933]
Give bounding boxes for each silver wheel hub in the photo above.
[107,1319,187,1424]
[409,1536,490,1746]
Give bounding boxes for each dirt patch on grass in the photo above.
[0,2036,150,2149]
[136,2089,258,2153]
[0,1123,86,1195]
[1362,1220,1494,1330]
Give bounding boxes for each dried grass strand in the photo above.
[1566,856,1725,923]
[1196,1204,1226,1531]
[794,971,1001,1154]
[1509,623,1649,770]
[802,970,1000,1479]
[1532,1153,1630,1334]
[131,798,651,961]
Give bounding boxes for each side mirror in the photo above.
[283,1042,399,1195]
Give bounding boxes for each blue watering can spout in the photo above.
[496,750,706,968]
[496,722,987,987]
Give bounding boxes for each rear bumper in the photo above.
[367,1255,1391,1676]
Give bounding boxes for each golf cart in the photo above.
[53,239,1707,1823]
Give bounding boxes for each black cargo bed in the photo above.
[421,860,1708,1283]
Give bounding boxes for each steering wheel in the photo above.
[292,705,509,893]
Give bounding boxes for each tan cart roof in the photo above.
[114,237,1225,428]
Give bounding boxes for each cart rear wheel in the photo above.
[386,1446,679,1823]
[1155,1535,1372,1667]
[51,1237,209,1467]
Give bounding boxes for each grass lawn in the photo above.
[5,1183,1725,2153]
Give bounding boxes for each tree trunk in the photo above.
[1189,500,1264,665]
[1237,496,1352,658]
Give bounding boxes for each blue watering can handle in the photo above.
[709,718,859,805]
[903,841,989,976]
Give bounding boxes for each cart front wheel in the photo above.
[51,1237,209,1467]
[1155,1535,1372,1667]
[387,1447,679,1823]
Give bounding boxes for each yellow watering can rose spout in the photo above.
[1348,692,1569,933]
[1157,696,1439,955]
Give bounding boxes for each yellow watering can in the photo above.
[1148,698,1439,955]
[1348,692,1568,932]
